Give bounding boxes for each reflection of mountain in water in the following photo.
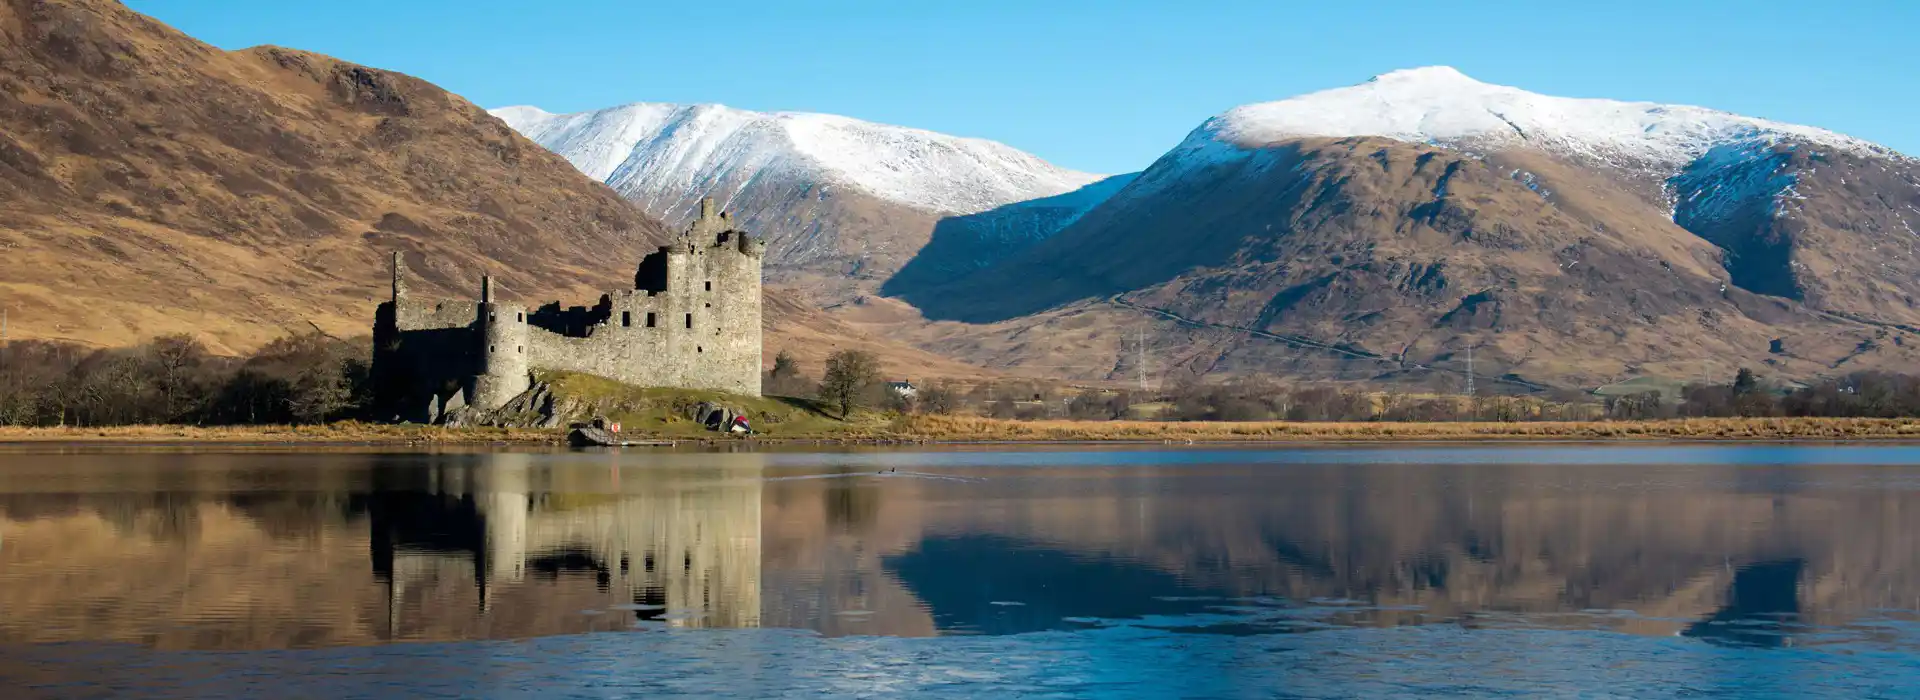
[5,453,1920,649]
[1683,560,1805,648]
[884,534,1226,634]
[861,463,1920,640]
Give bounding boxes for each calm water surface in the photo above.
[3,444,1920,697]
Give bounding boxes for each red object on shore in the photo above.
[609,422,622,433]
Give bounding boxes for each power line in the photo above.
[1137,326,1149,393]
[1465,343,1475,398]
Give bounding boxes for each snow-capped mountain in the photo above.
[494,103,1098,216]
[905,67,1920,388]
[492,103,1106,287]
[1190,66,1901,170]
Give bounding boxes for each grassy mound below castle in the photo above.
[530,371,896,439]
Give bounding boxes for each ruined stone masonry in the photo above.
[372,198,764,423]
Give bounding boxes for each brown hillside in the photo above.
[1680,145,1920,326]
[0,0,973,380]
[0,0,668,352]
[891,137,1920,388]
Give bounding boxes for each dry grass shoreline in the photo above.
[2,417,1919,446]
[893,416,1920,442]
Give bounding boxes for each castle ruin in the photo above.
[372,198,763,423]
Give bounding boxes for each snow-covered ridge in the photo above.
[492,102,1102,216]
[1196,66,1902,168]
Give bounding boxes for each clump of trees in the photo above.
[1778,372,1920,417]
[1606,368,1920,420]
[763,350,813,397]
[0,333,371,427]
[769,360,1920,425]
[917,382,958,415]
[768,348,954,418]
[1689,369,1920,418]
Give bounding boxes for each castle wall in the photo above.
[522,279,757,396]
[519,204,763,397]
[371,198,764,420]
[374,299,485,423]
[394,300,482,331]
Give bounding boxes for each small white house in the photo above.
[886,381,918,399]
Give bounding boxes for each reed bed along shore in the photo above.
[892,416,1920,442]
[4,416,1920,446]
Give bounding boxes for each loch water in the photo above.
[3,444,1920,698]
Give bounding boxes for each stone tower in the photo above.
[474,274,532,410]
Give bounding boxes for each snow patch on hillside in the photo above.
[493,102,1103,216]
[1669,142,1799,232]
[1102,66,1909,225]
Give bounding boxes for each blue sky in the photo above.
[129,0,1914,174]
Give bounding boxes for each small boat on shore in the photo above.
[567,419,674,447]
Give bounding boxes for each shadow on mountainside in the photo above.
[886,143,1330,324]
[881,174,1138,305]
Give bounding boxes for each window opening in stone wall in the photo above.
[490,345,496,353]
[646,312,656,328]
[527,298,612,338]
[517,312,524,322]
[622,311,631,327]
[705,302,711,308]
[705,281,712,291]
[685,313,693,329]
[517,346,523,353]
[697,346,703,353]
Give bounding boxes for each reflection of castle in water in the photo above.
[367,453,763,634]
[5,453,1920,650]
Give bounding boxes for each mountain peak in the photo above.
[1202,68,1891,167]
[493,102,1101,217]
[1367,65,1479,85]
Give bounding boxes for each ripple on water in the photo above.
[6,623,1920,699]
[6,446,1920,696]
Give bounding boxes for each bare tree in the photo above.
[919,382,958,415]
[818,350,880,419]
[145,334,212,422]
